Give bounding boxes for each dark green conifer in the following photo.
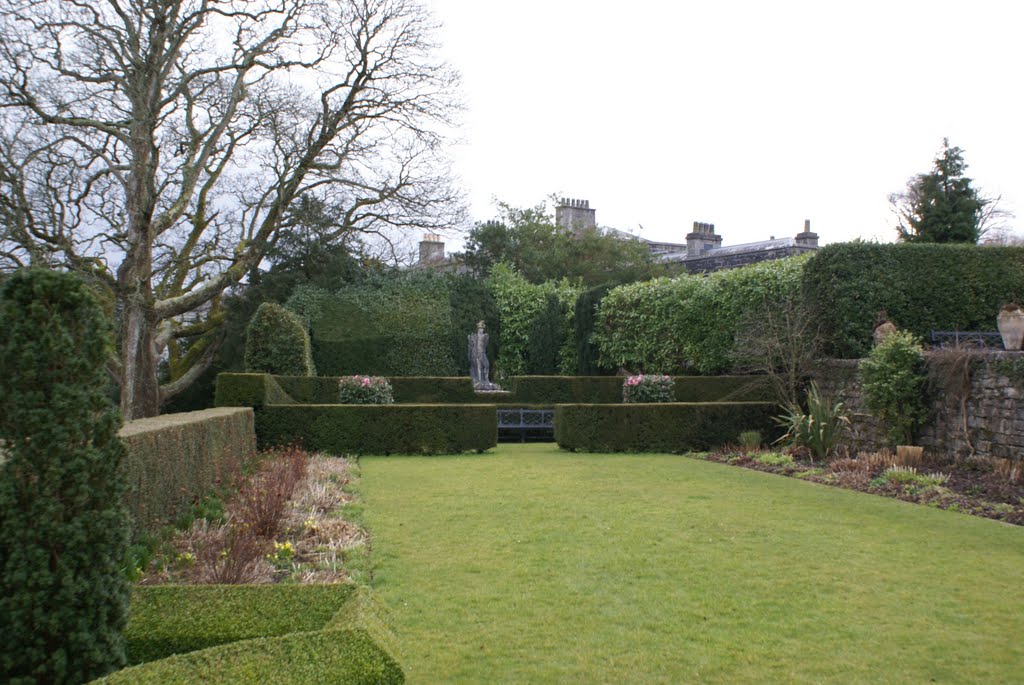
[0,269,130,683]
[244,302,316,376]
[894,139,987,244]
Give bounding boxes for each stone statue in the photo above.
[468,320,501,391]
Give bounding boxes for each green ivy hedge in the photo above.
[573,283,615,375]
[487,265,580,378]
[554,402,781,452]
[802,242,1024,358]
[257,404,498,454]
[595,256,807,374]
[123,585,352,665]
[119,408,256,538]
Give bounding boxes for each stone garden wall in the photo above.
[814,352,1024,460]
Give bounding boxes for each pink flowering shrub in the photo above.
[337,375,395,404]
[622,374,675,403]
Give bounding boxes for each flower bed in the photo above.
[700,447,1024,525]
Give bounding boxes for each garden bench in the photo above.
[930,330,1003,349]
[497,408,555,443]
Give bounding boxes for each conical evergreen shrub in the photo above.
[244,302,316,376]
[0,269,130,683]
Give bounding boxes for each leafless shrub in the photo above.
[927,345,977,458]
[830,470,872,490]
[183,518,273,585]
[989,457,1024,485]
[830,450,894,474]
[895,445,926,468]
[232,447,309,538]
[734,292,824,406]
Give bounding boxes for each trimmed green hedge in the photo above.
[671,376,772,402]
[554,402,781,453]
[258,404,497,454]
[803,242,1024,358]
[214,373,295,408]
[124,585,353,665]
[270,375,480,404]
[96,629,403,684]
[216,373,772,408]
[510,375,771,404]
[119,408,257,538]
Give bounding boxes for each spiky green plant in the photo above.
[774,382,850,462]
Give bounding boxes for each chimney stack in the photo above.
[418,233,445,264]
[555,197,597,235]
[795,219,819,249]
[685,220,722,258]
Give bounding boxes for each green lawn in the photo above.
[361,444,1024,684]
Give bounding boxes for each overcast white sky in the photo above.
[423,0,1023,250]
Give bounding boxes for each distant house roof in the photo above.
[657,237,798,263]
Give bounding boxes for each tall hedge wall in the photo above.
[289,274,458,376]
[554,402,781,453]
[487,265,580,378]
[802,242,1024,358]
[574,283,614,375]
[257,404,498,454]
[595,256,807,374]
[119,408,257,538]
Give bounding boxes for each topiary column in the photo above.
[0,269,131,683]
[244,302,316,376]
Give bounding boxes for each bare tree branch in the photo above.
[0,0,464,418]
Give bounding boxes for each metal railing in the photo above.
[929,331,1004,349]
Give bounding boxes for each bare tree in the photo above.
[734,293,823,407]
[0,0,463,418]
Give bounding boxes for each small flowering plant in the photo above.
[622,374,675,403]
[338,375,395,404]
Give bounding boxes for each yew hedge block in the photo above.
[119,407,256,537]
[257,404,497,455]
[555,402,781,453]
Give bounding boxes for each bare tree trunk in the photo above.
[119,298,161,420]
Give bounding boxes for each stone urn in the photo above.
[997,304,1024,351]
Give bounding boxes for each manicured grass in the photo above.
[361,444,1024,684]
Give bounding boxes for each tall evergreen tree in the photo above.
[892,139,987,243]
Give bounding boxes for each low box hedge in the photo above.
[272,375,480,404]
[216,373,773,408]
[257,404,498,455]
[95,628,403,684]
[214,373,295,407]
[507,376,623,403]
[124,585,354,665]
[670,376,771,402]
[509,375,771,403]
[119,408,257,537]
[554,402,781,453]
